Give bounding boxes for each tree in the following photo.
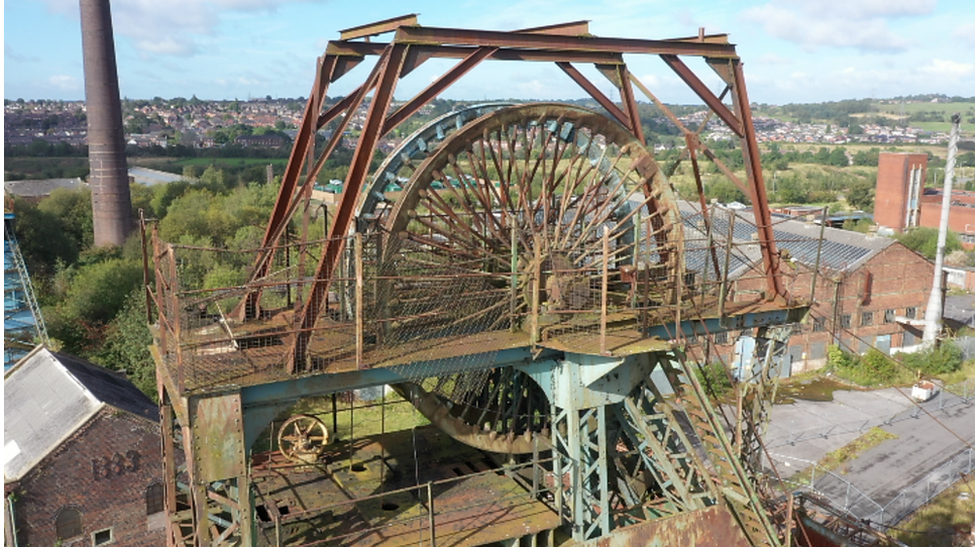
[853,148,880,166]
[95,289,156,400]
[707,180,746,204]
[895,227,961,260]
[846,179,875,212]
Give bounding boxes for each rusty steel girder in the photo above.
[237,16,785,372]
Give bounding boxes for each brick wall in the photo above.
[919,189,975,247]
[9,407,165,547]
[713,241,933,373]
[875,153,927,232]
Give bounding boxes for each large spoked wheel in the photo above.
[377,103,681,341]
[277,414,329,464]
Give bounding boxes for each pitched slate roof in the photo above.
[3,346,157,483]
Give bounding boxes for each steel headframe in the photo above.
[238,15,785,372]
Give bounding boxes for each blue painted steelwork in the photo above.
[240,347,559,449]
[4,212,48,369]
[645,307,795,342]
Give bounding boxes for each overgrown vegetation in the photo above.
[890,483,975,547]
[785,427,898,486]
[826,342,964,387]
[9,165,297,401]
[694,361,734,400]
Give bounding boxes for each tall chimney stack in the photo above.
[80,0,132,247]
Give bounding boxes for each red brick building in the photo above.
[874,152,927,233]
[874,151,975,247]
[706,209,935,374]
[918,188,975,247]
[3,347,165,547]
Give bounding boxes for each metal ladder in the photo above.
[665,354,781,547]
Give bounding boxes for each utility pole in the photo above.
[923,113,962,345]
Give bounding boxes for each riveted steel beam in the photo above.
[731,59,784,299]
[517,20,591,36]
[557,62,632,130]
[660,54,742,137]
[288,43,409,372]
[393,25,739,58]
[339,13,418,41]
[326,41,627,65]
[384,46,497,134]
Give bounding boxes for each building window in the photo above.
[146,483,164,515]
[906,307,917,319]
[884,309,895,324]
[714,331,729,345]
[840,314,851,329]
[813,318,826,332]
[861,311,873,327]
[92,527,113,546]
[55,507,83,541]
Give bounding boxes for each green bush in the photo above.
[827,345,912,386]
[694,362,733,399]
[95,289,156,400]
[899,341,963,376]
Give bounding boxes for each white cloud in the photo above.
[741,0,933,51]
[954,23,975,48]
[919,59,975,78]
[5,42,41,63]
[757,53,791,65]
[40,0,320,58]
[133,36,199,56]
[782,0,935,19]
[638,74,662,88]
[48,75,82,91]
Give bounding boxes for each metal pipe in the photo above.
[924,113,963,344]
[510,225,518,331]
[601,225,609,354]
[427,481,436,547]
[810,206,828,304]
[719,209,735,320]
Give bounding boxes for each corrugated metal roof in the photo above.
[3,347,157,482]
[678,202,895,276]
[3,178,86,198]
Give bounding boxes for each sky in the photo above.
[4,0,975,105]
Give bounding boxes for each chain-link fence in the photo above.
[149,201,782,394]
[772,447,975,530]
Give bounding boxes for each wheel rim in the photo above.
[277,414,329,463]
[377,103,681,341]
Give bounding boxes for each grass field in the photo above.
[132,156,289,172]
[865,101,975,134]
[873,100,975,116]
[890,482,975,547]
[752,101,974,136]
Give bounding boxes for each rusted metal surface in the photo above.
[731,58,785,300]
[190,393,246,482]
[339,14,418,41]
[251,426,561,546]
[145,16,812,547]
[590,505,750,547]
[392,25,739,58]
[225,16,788,370]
